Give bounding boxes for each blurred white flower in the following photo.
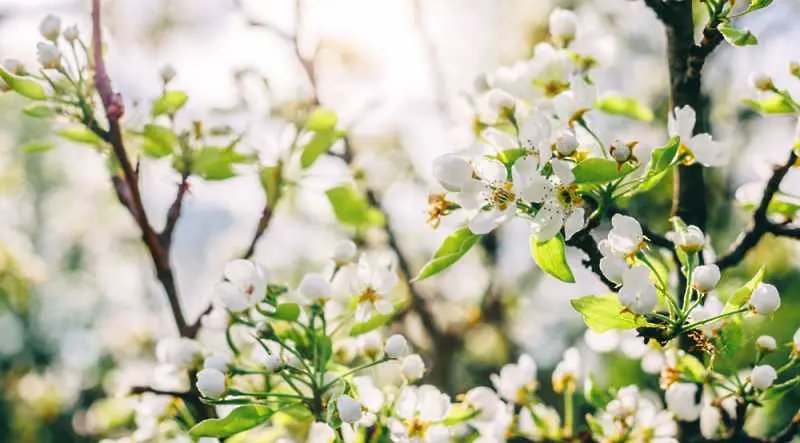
[665,382,700,421]
[155,337,200,370]
[332,240,357,265]
[385,334,410,358]
[670,224,706,252]
[297,273,332,305]
[351,254,398,321]
[308,422,335,443]
[548,8,578,44]
[700,404,722,439]
[401,354,425,382]
[750,365,777,390]
[490,354,537,404]
[554,129,579,156]
[610,140,631,163]
[668,105,725,167]
[748,72,773,91]
[36,42,61,69]
[203,354,231,372]
[618,265,657,314]
[160,64,176,83]
[358,331,383,359]
[432,154,473,192]
[214,259,267,312]
[749,283,780,315]
[62,25,79,43]
[389,385,451,442]
[552,347,580,393]
[39,14,61,41]
[692,264,721,293]
[464,386,502,422]
[755,335,777,353]
[337,395,363,423]
[196,368,226,398]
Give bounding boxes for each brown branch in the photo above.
[130,385,192,399]
[92,0,193,338]
[242,206,274,259]
[609,206,674,249]
[770,410,800,443]
[716,150,798,269]
[160,173,190,248]
[566,230,617,290]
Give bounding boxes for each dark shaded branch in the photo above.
[130,386,192,400]
[160,173,190,248]
[770,410,800,443]
[566,231,617,290]
[242,206,274,259]
[716,150,798,269]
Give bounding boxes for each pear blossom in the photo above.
[486,88,516,119]
[548,8,578,44]
[385,334,410,358]
[3,59,24,75]
[308,422,336,443]
[755,335,777,352]
[160,64,177,83]
[464,386,502,422]
[551,347,581,393]
[337,395,363,423]
[351,254,398,321]
[591,386,678,442]
[598,240,628,284]
[749,283,780,315]
[389,385,451,443]
[36,42,61,69]
[528,43,574,99]
[352,376,385,427]
[196,368,226,398]
[332,239,357,264]
[490,354,537,404]
[553,129,579,156]
[552,76,596,121]
[748,72,774,91]
[668,105,725,167]
[665,382,701,421]
[750,365,777,390]
[700,404,723,439]
[401,354,426,381]
[607,214,644,257]
[432,154,473,192]
[39,14,61,41]
[62,25,79,43]
[689,295,725,337]
[671,224,705,252]
[358,331,383,359]
[203,354,231,372]
[296,273,332,305]
[618,265,657,314]
[610,140,632,163]
[156,337,201,370]
[526,159,585,241]
[214,259,268,312]
[692,264,721,292]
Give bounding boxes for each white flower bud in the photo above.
[554,130,579,156]
[39,14,61,41]
[755,335,777,353]
[750,364,777,390]
[401,354,425,381]
[332,240,357,264]
[748,72,774,91]
[203,354,231,372]
[196,368,226,398]
[700,404,722,439]
[794,327,800,354]
[610,140,631,163]
[487,88,516,115]
[263,353,283,372]
[62,25,79,43]
[674,225,705,252]
[384,334,410,358]
[160,64,176,83]
[36,42,61,70]
[599,257,626,285]
[297,273,331,304]
[665,382,700,421]
[692,264,721,292]
[549,8,578,43]
[358,331,383,359]
[433,154,473,192]
[749,283,780,315]
[3,59,24,75]
[309,422,336,443]
[336,395,363,423]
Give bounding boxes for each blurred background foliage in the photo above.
[0,0,799,441]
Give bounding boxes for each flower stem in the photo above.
[682,307,747,331]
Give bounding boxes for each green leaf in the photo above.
[300,129,344,169]
[763,376,800,401]
[22,103,57,118]
[316,334,333,365]
[718,24,758,46]
[151,90,188,117]
[142,124,178,158]
[441,404,481,426]
[306,107,338,132]
[494,148,527,168]
[571,294,646,332]
[595,95,654,122]
[57,125,105,146]
[413,227,481,281]
[742,0,773,15]
[572,158,634,185]
[349,302,406,336]
[0,68,46,100]
[531,233,575,283]
[325,186,385,228]
[189,405,272,438]
[19,140,55,153]
[742,96,797,115]
[272,303,300,322]
[724,267,765,313]
[192,146,249,180]
[584,374,614,409]
[259,164,283,211]
[638,137,679,192]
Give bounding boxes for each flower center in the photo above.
[406,418,429,438]
[427,193,453,228]
[555,184,582,209]
[542,80,570,98]
[358,287,379,304]
[490,181,516,211]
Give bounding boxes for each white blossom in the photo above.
[36,42,61,69]
[610,140,631,163]
[526,159,584,241]
[358,331,383,359]
[464,387,502,422]
[351,254,398,321]
[486,88,517,118]
[203,354,231,372]
[160,64,177,83]
[196,368,226,398]
[668,105,725,167]
[62,25,79,43]
[692,264,721,292]
[385,334,410,358]
[490,354,537,404]
[755,335,777,352]
[554,129,579,156]
[332,240,357,264]
[551,347,580,393]
[297,273,332,305]
[337,395,363,423]
[39,14,61,41]
[671,224,706,252]
[156,337,200,370]
[401,354,426,382]
[214,259,268,312]
[389,385,451,443]
[749,283,780,315]
[665,382,701,421]
[548,8,578,43]
[607,214,644,257]
[432,154,473,192]
[750,365,777,390]
[748,72,773,91]
[700,404,722,439]
[308,422,335,443]
[618,265,657,314]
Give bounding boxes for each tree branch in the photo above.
[716,150,798,269]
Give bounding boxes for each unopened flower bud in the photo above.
[358,331,383,359]
[549,8,578,45]
[3,59,24,75]
[385,334,410,358]
[692,264,721,293]
[297,273,331,304]
[674,225,705,252]
[610,140,631,163]
[487,88,516,120]
[433,154,473,192]
[336,395,363,423]
[401,354,425,381]
[36,42,61,70]
[750,283,780,315]
[793,328,800,354]
[748,72,774,92]
[750,364,777,390]
[755,335,777,353]
[62,25,79,43]
[554,130,579,156]
[790,61,800,78]
[332,240,357,265]
[203,354,231,372]
[263,353,282,372]
[39,14,61,41]
[196,368,226,398]
[160,64,177,84]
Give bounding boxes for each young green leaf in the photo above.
[413,227,481,281]
[741,0,773,15]
[20,140,56,153]
[530,233,575,283]
[57,125,106,146]
[718,24,758,47]
[189,405,272,438]
[637,137,680,192]
[742,96,797,115]
[571,158,634,185]
[151,90,188,117]
[272,303,301,322]
[259,164,283,211]
[142,124,178,158]
[22,103,57,118]
[595,95,654,122]
[348,302,406,336]
[724,266,765,313]
[325,186,385,228]
[306,107,338,131]
[192,146,250,180]
[571,294,646,332]
[0,68,46,100]
[300,129,344,169]
[584,374,614,409]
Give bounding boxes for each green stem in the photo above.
[320,358,392,392]
[576,118,608,159]
[228,389,308,400]
[563,387,574,438]
[682,307,747,331]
